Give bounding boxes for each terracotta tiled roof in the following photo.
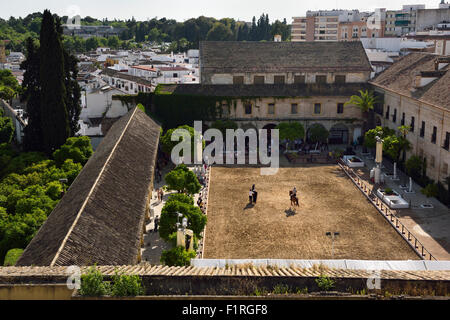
[370,53,450,110]
[16,108,161,266]
[100,68,153,87]
[200,41,372,74]
[1,265,450,281]
[158,66,190,72]
[156,83,371,97]
[130,65,158,72]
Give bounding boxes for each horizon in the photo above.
[0,0,445,22]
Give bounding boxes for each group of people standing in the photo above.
[248,184,258,204]
[156,188,164,203]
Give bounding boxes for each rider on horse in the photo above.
[289,187,299,207]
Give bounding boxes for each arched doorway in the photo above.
[262,123,277,142]
[329,123,349,145]
[375,116,382,127]
[306,123,328,143]
[238,123,258,154]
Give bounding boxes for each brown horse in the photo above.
[289,190,299,207]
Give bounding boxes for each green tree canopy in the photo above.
[159,198,206,241]
[39,10,70,155]
[276,122,305,141]
[164,164,201,195]
[206,22,234,41]
[0,112,14,144]
[0,69,21,100]
[308,124,329,143]
[166,193,194,206]
[345,90,379,130]
[53,136,93,166]
[421,183,438,198]
[406,156,423,180]
[210,120,238,136]
[0,135,87,264]
[3,248,23,266]
[160,125,204,158]
[345,89,378,113]
[160,245,196,266]
[363,126,395,149]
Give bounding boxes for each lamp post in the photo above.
[176,213,188,248]
[326,232,340,259]
[374,136,383,184]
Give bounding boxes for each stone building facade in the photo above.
[370,53,450,184]
[200,41,372,86]
[195,41,372,144]
[218,95,364,145]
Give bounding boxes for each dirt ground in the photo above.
[203,165,419,260]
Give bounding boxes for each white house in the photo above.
[101,68,154,94]
[155,66,192,84]
[128,65,158,80]
[80,85,129,121]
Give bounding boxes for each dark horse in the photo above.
[289,190,299,207]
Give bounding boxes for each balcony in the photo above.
[395,20,410,26]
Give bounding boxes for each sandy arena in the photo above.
[203,165,419,260]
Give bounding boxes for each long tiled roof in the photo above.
[1,265,450,281]
[370,53,450,110]
[101,68,154,86]
[16,108,161,266]
[200,41,372,73]
[156,83,371,97]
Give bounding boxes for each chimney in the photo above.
[436,57,450,70]
[413,70,446,88]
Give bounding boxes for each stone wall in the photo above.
[208,72,369,85]
[0,265,449,297]
[376,88,450,184]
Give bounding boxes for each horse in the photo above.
[289,190,299,207]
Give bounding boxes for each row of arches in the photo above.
[260,123,351,145]
[202,122,360,145]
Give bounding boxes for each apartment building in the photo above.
[339,19,385,41]
[292,9,385,41]
[291,15,340,41]
[385,5,427,36]
[416,7,450,31]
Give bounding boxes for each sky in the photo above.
[0,0,444,22]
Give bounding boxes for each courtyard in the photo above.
[203,165,419,260]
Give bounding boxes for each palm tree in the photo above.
[397,125,411,166]
[345,90,379,132]
[443,176,450,207]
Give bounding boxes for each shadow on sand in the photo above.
[244,203,255,210]
[285,208,297,217]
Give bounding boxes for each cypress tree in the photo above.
[64,50,81,136]
[20,37,43,152]
[39,10,70,155]
[56,17,82,136]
